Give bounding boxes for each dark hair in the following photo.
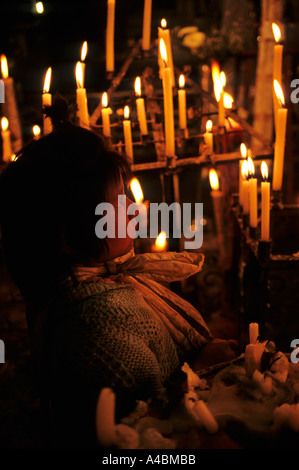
[0,118,131,313]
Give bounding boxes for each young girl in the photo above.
[0,103,236,448]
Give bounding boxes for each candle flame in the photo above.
[1,117,9,131]
[206,120,213,132]
[35,2,44,14]
[155,231,167,250]
[179,74,185,89]
[212,61,221,102]
[220,71,226,87]
[241,159,249,179]
[102,92,108,108]
[75,61,84,89]
[81,41,88,62]
[124,105,130,119]
[161,18,167,29]
[11,154,17,162]
[223,92,233,109]
[240,143,247,158]
[1,55,8,79]
[130,178,144,203]
[272,23,281,43]
[43,67,52,93]
[261,161,268,181]
[159,39,167,67]
[32,125,41,136]
[274,80,285,106]
[247,156,255,177]
[209,169,219,191]
[134,76,141,96]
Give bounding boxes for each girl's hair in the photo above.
[0,107,131,313]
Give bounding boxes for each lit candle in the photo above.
[272,23,283,129]
[178,74,187,130]
[75,61,89,129]
[203,120,213,154]
[142,0,152,51]
[273,80,287,192]
[158,19,175,87]
[32,125,41,140]
[1,117,13,162]
[152,231,167,252]
[209,168,227,263]
[239,143,247,207]
[42,67,53,135]
[249,322,259,344]
[159,39,175,157]
[106,0,115,73]
[80,41,88,88]
[248,156,258,228]
[101,92,111,138]
[241,160,250,215]
[134,77,148,136]
[130,177,144,203]
[223,92,234,110]
[123,105,133,164]
[261,161,270,242]
[1,54,23,152]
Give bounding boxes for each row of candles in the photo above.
[209,144,270,242]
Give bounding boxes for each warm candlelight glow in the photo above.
[124,105,130,119]
[212,62,221,102]
[241,159,249,179]
[102,92,108,108]
[272,23,281,43]
[223,92,233,109]
[1,117,9,132]
[274,80,285,107]
[81,41,88,62]
[43,67,52,93]
[179,74,185,89]
[75,61,84,89]
[261,161,268,181]
[247,157,255,177]
[159,39,167,67]
[134,76,141,96]
[130,178,144,203]
[1,55,8,79]
[155,231,167,250]
[240,143,247,158]
[32,125,41,137]
[209,169,219,191]
[35,1,44,14]
[161,18,167,29]
[206,120,213,132]
[220,72,226,88]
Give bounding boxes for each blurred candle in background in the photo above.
[1,117,13,162]
[142,0,152,51]
[106,0,115,73]
[261,161,270,242]
[101,92,111,137]
[134,76,148,136]
[75,61,89,129]
[178,74,187,130]
[80,41,88,88]
[42,67,53,135]
[123,105,133,164]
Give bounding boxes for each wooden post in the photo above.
[252,0,285,152]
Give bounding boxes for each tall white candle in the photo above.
[158,19,175,87]
[80,40,88,88]
[101,92,111,137]
[249,322,259,344]
[42,67,53,135]
[134,76,148,136]
[178,74,187,130]
[241,160,250,215]
[248,156,258,228]
[1,117,13,162]
[272,23,283,129]
[203,120,213,154]
[75,61,89,129]
[239,143,247,207]
[123,105,133,164]
[273,80,287,192]
[142,0,152,51]
[106,0,115,73]
[160,39,175,157]
[261,161,270,241]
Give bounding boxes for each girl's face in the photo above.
[96,175,134,262]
